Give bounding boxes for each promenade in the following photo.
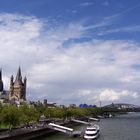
[0,126,54,140]
[0,121,73,140]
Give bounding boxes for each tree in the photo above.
[19,104,39,125]
[49,107,64,118]
[34,102,46,115]
[1,105,20,129]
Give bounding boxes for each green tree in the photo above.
[34,103,46,115]
[19,104,39,125]
[1,105,20,129]
[49,107,64,118]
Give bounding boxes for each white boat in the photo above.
[84,124,100,140]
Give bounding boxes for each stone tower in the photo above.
[0,69,3,92]
[9,67,27,101]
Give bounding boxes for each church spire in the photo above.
[16,66,21,78]
[0,68,2,81]
[0,68,3,92]
[14,66,22,85]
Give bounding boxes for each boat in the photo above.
[84,124,100,140]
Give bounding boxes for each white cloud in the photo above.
[100,89,139,104]
[100,89,119,101]
[0,13,140,105]
[100,25,140,35]
[62,88,139,106]
[79,2,94,7]
[100,89,138,101]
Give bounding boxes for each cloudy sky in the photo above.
[1,0,140,106]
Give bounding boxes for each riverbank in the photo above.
[39,113,140,140]
[0,121,79,140]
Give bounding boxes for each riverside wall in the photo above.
[0,121,77,140]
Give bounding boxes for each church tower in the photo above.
[0,69,3,93]
[9,67,27,101]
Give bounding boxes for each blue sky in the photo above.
[0,0,140,105]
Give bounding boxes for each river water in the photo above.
[40,113,140,140]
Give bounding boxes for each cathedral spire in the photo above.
[16,66,21,79]
[0,68,3,92]
[14,66,22,85]
[0,68,2,81]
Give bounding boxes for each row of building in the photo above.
[0,67,27,103]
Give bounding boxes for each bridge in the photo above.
[102,103,140,115]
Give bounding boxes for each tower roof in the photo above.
[14,67,23,85]
[0,68,3,92]
[0,68,2,81]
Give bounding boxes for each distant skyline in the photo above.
[0,0,140,105]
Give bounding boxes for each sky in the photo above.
[0,0,140,106]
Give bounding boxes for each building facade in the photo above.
[9,67,27,101]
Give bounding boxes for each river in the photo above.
[40,113,140,140]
